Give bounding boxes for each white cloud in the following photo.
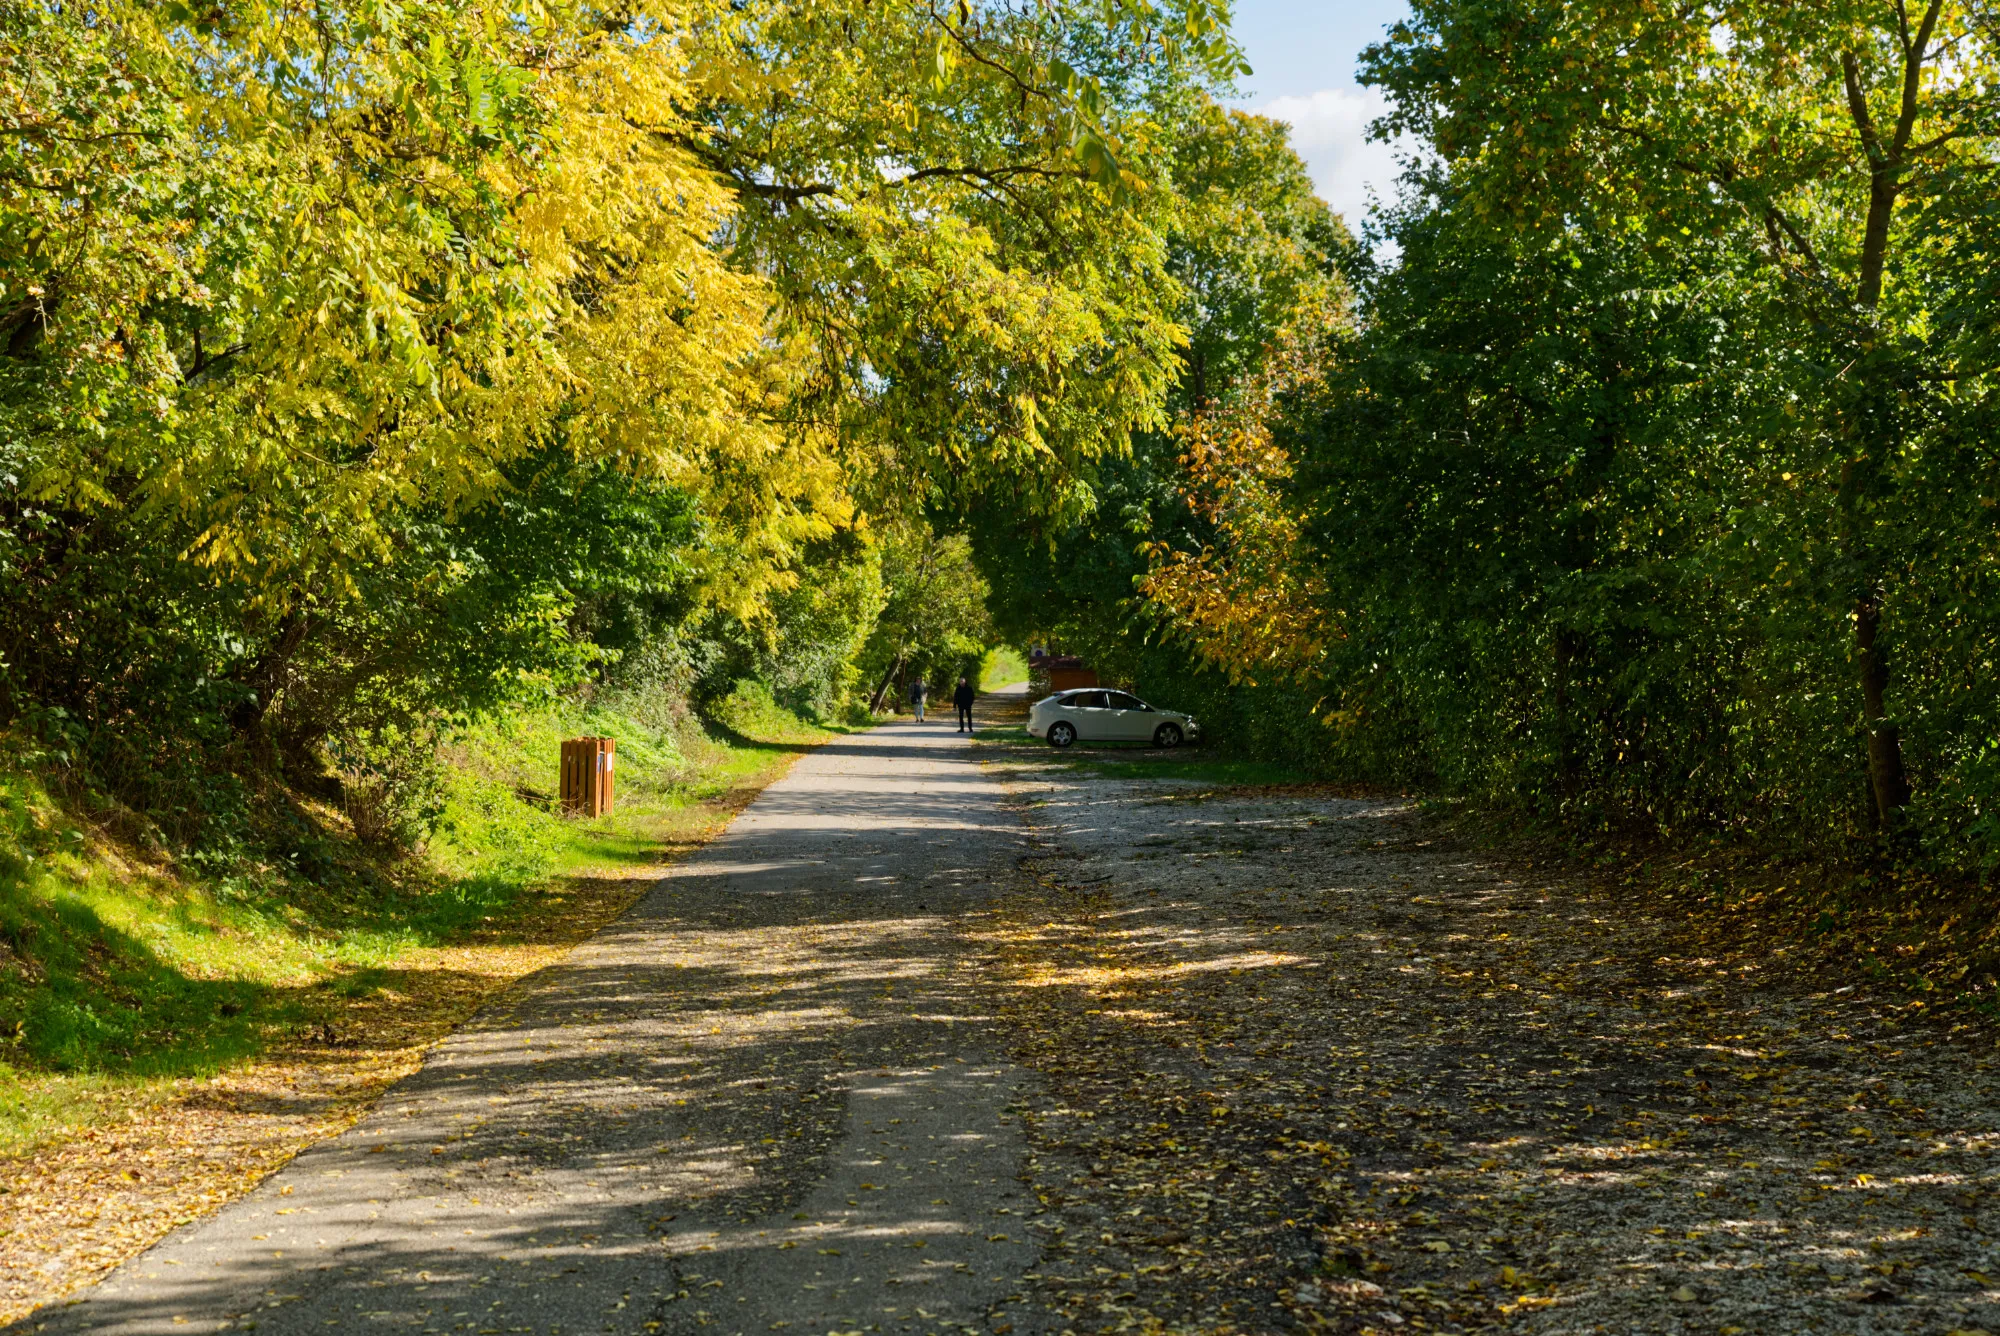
[1256,85,1405,235]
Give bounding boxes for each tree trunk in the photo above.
[867,651,905,715]
[228,612,310,736]
[1828,16,1945,831]
[1829,16,1943,832]
[1854,589,1910,827]
[1552,627,1584,799]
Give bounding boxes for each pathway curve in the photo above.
[22,692,1042,1336]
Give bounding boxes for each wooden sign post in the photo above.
[559,736,615,818]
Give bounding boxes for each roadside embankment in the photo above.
[0,682,840,1325]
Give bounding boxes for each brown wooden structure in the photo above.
[1041,655,1099,692]
[560,736,616,817]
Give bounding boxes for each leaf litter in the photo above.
[0,872,670,1326]
[979,751,2000,1336]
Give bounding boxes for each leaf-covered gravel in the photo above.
[985,757,2000,1336]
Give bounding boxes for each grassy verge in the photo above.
[0,682,838,1320]
[431,679,837,883]
[0,682,835,1156]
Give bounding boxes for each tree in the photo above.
[0,0,1225,797]
[1165,106,1348,408]
[5,0,814,592]
[860,523,994,712]
[1363,0,2000,828]
[1139,323,1340,691]
[964,100,1351,764]
[683,0,1243,520]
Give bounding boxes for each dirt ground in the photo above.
[981,735,2000,1336]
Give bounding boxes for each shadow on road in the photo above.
[18,697,1046,1336]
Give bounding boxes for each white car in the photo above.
[1027,689,1199,749]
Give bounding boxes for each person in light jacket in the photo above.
[908,677,929,722]
[953,676,976,732]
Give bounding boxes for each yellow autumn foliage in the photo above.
[1140,322,1338,687]
[7,0,836,612]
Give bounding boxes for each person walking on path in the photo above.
[953,676,976,732]
[909,676,929,723]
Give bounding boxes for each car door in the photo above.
[1066,690,1109,739]
[1103,691,1152,740]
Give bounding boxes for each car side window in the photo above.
[1072,691,1108,709]
[1106,692,1145,710]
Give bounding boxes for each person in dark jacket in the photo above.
[953,676,976,732]
[908,676,929,722]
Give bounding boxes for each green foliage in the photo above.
[760,550,889,721]
[1293,207,1798,817]
[981,646,1030,690]
[857,523,997,705]
[0,0,1238,863]
[325,723,450,849]
[1166,105,1349,408]
[4,0,804,592]
[692,1,1219,519]
[706,680,835,747]
[1258,0,2000,868]
[966,99,1346,765]
[0,677,835,1154]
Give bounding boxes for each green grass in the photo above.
[437,679,841,877]
[0,682,838,1158]
[972,723,1320,787]
[0,755,349,1153]
[980,645,1029,691]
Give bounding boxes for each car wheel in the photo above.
[1047,720,1077,749]
[1153,722,1184,749]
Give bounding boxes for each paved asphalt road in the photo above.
[21,691,1044,1336]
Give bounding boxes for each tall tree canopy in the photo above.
[0,0,1246,827]
[1122,0,2000,871]
[1364,0,2000,825]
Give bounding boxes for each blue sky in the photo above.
[1223,0,1414,230]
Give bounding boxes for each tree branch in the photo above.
[0,124,160,145]
[1841,52,1887,167]
[1765,204,1829,279]
[1891,0,1947,161]
[726,177,840,204]
[924,1,1059,109]
[185,333,251,385]
[1906,123,1980,155]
